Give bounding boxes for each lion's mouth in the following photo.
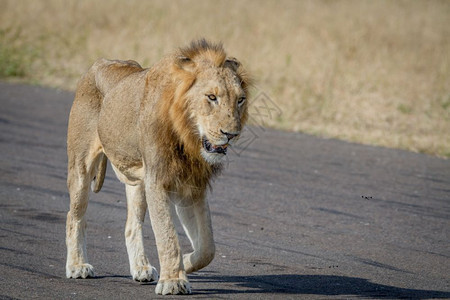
[202,137,228,154]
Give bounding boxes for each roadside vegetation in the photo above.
[1,0,449,157]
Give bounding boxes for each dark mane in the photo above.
[179,39,226,67]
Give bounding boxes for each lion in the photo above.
[65,39,250,295]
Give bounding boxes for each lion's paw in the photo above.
[66,263,94,279]
[132,265,159,282]
[182,253,194,273]
[155,278,192,295]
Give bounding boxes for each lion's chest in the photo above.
[160,153,214,201]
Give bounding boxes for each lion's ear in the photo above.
[175,56,196,73]
[224,57,241,72]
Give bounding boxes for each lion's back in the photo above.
[91,58,144,96]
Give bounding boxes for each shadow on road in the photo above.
[190,274,450,299]
[92,275,131,280]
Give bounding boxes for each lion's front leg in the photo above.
[145,182,191,295]
[176,197,215,273]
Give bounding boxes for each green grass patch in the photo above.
[0,27,37,78]
[0,44,26,77]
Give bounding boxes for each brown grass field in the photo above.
[1,0,449,157]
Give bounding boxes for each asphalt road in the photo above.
[1,81,449,299]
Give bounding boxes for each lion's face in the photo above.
[187,67,248,165]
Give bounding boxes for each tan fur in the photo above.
[65,40,250,295]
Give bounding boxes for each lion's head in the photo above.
[165,40,251,165]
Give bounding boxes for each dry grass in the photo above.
[1,0,449,157]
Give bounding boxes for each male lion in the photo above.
[65,39,250,295]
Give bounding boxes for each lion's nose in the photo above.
[220,130,239,141]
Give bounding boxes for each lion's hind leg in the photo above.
[125,183,159,282]
[66,62,107,278]
[66,160,95,278]
[66,145,106,278]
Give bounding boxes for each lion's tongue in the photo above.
[213,144,228,150]
[213,144,228,154]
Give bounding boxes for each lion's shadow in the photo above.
[189,273,450,299]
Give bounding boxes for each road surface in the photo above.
[1,82,449,299]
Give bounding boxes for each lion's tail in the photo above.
[91,154,107,193]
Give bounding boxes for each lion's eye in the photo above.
[207,94,217,101]
[238,96,246,105]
